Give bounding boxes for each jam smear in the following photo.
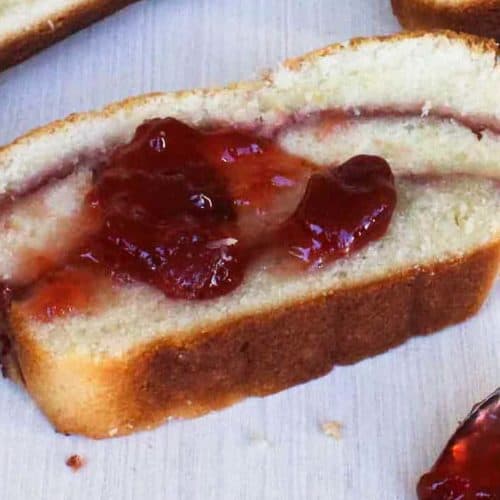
[22,268,102,322]
[417,388,500,500]
[0,285,13,377]
[65,454,86,472]
[21,117,396,319]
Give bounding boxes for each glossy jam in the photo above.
[22,118,396,319]
[417,389,500,500]
[80,119,245,300]
[283,155,396,267]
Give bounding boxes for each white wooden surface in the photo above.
[0,1,498,499]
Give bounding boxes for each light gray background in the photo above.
[0,1,498,499]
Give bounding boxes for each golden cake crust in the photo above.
[0,0,138,71]
[9,243,499,438]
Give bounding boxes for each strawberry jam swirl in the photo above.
[21,117,396,319]
[418,388,500,500]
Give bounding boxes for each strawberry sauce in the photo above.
[418,389,500,500]
[19,117,396,319]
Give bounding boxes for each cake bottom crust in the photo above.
[7,242,499,438]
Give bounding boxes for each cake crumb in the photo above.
[66,454,86,471]
[248,431,272,448]
[259,68,272,80]
[321,421,343,440]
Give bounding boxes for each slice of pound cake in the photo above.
[0,31,498,438]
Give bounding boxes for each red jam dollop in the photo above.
[417,388,500,500]
[80,119,245,300]
[22,117,396,318]
[283,155,396,267]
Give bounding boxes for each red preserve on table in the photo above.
[418,388,500,500]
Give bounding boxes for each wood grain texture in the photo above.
[0,1,497,499]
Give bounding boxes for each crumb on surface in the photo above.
[65,454,86,471]
[321,420,343,440]
[247,431,272,447]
